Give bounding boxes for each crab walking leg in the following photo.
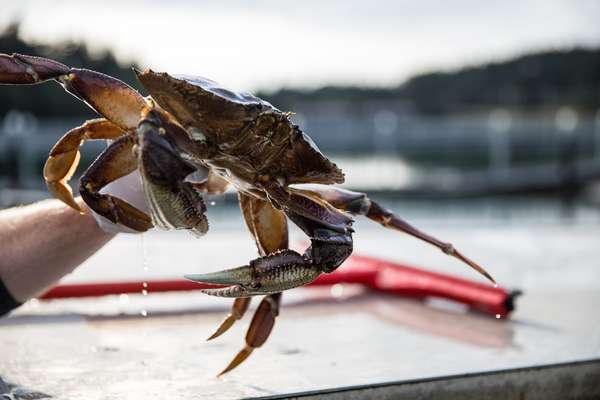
[0,53,70,84]
[194,209,348,374]
[43,119,127,212]
[79,135,153,232]
[292,185,495,284]
[203,193,260,341]
[218,293,282,377]
[207,298,251,341]
[212,194,289,375]
[0,53,146,130]
[239,193,289,257]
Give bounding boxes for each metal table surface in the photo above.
[1,223,599,399]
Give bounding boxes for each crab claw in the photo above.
[185,250,321,297]
[137,107,209,236]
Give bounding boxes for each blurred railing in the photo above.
[1,105,600,202]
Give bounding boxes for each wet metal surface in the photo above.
[1,224,599,399]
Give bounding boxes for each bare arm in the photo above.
[0,197,114,312]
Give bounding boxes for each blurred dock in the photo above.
[2,108,600,206]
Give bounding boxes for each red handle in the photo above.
[40,254,519,318]
[39,279,218,299]
[341,255,517,317]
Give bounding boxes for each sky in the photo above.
[1,0,599,92]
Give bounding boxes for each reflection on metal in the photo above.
[289,292,515,350]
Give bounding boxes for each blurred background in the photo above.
[1,0,600,224]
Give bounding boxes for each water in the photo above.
[140,233,149,318]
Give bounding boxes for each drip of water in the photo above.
[28,298,39,309]
[330,284,344,298]
[119,294,130,304]
[140,233,149,318]
[495,314,501,319]
[209,200,216,206]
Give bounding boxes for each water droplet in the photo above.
[495,314,501,319]
[330,284,344,298]
[141,233,149,272]
[493,283,498,288]
[119,294,130,304]
[209,200,216,206]
[140,234,150,316]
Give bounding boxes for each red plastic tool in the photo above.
[40,254,519,318]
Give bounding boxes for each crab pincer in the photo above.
[185,250,321,297]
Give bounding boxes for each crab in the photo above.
[0,53,495,375]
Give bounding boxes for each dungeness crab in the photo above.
[0,53,495,375]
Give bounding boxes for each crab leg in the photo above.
[198,194,289,375]
[292,185,495,283]
[79,135,153,232]
[239,193,289,257]
[207,298,251,341]
[0,53,70,84]
[203,194,255,341]
[218,292,282,376]
[0,53,150,212]
[43,119,127,211]
[0,53,146,130]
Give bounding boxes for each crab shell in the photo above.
[136,71,344,193]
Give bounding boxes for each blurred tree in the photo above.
[1,22,598,116]
[262,49,600,114]
[403,49,600,114]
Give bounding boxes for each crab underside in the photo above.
[0,53,495,375]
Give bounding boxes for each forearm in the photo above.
[0,197,114,310]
